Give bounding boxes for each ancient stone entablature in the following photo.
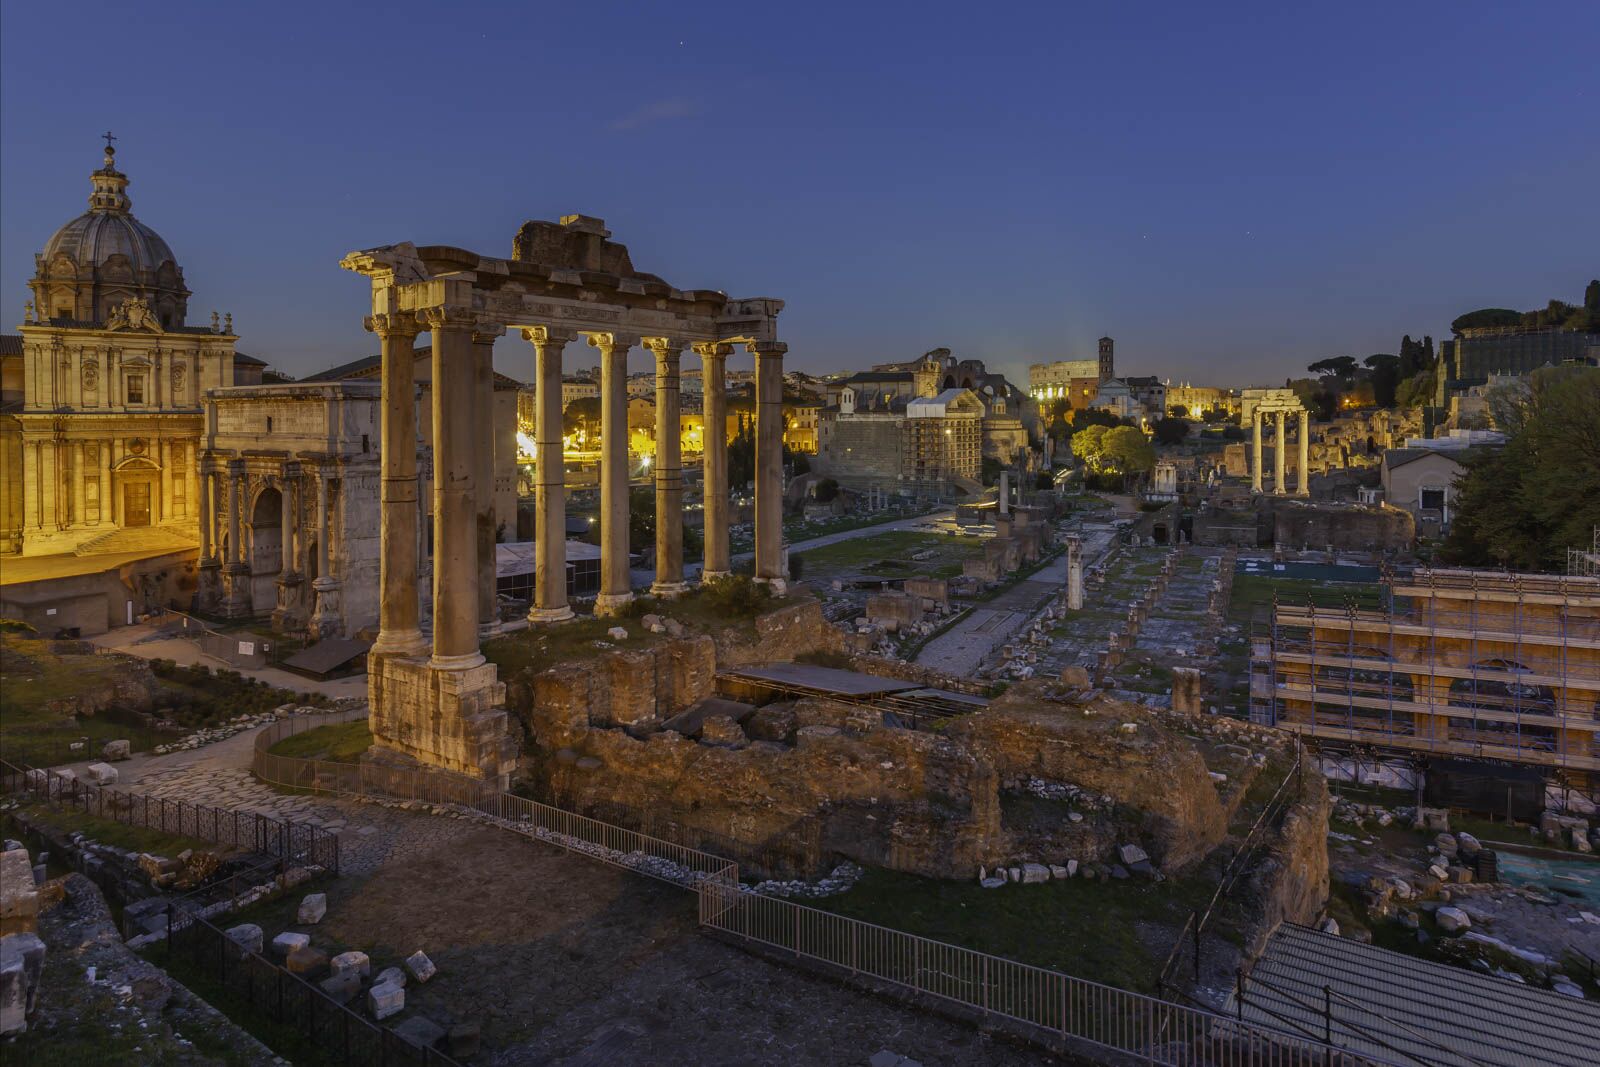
[341,216,787,786]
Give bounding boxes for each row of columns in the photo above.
[1250,408,1311,496]
[22,436,196,530]
[369,308,788,674]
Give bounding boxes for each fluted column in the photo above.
[750,340,788,593]
[316,470,330,578]
[158,437,173,523]
[695,343,732,581]
[279,470,295,574]
[98,440,111,525]
[525,327,575,623]
[647,337,687,597]
[1251,411,1263,493]
[227,462,244,564]
[1297,410,1311,496]
[1273,410,1287,495]
[72,441,87,526]
[186,445,199,522]
[472,322,504,636]
[592,332,635,615]
[426,308,485,667]
[369,312,426,656]
[197,461,212,558]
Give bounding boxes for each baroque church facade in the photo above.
[1,143,257,558]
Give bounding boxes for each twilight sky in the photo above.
[3,0,1596,388]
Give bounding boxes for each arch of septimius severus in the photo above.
[341,215,784,785]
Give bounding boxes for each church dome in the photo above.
[31,140,190,327]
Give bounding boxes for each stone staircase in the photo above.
[72,525,199,557]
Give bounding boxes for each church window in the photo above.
[126,375,145,404]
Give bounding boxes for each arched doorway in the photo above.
[111,454,160,528]
[942,374,956,389]
[249,487,282,612]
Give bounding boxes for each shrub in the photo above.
[701,574,771,617]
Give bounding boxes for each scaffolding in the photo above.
[1251,567,1600,801]
[1569,525,1600,579]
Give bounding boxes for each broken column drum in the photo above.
[342,217,784,782]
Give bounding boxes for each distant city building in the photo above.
[1435,325,1600,406]
[813,384,984,497]
[1165,382,1236,417]
[1028,336,1115,404]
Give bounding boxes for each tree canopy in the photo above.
[1307,356,1358,379]
[1442,366,1600,571]
[1100,426,1155,474]
[1070,424,1108,466]
[1449,281,1600,334]
[1152,417,1190,445]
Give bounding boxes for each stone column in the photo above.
[98,440,111,525]
[158,438,173,524]
[472,323,504,636]
[592,332,635,615]
[310,467,344,638]
[750,340,788,593]
[647,337,687,597]
[369,312,427,656]
[72,441,86,526]
[221,460,251,617]
[999,470,1010,516]
[1273,410,1287,495]
[425,308,485,667]
[197,462,212,558]
[526,327,575,623]
[694,343,732,582]
[1297,410,1311,496]
[186,446,199,522]
[1251,411,1263,493]
[1066,533,1084,611]
[279,472,295,574]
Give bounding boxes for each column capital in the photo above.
[419,305,479,333]
[364,311,421,340]
[692,341,733,360]
[520,325,578,348]
[471,321,506,346]
[643,336,686,360]
[746,340,788,359]
[587,331,638,353]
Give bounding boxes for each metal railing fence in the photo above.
[163,905,462,1067]
[251,715,736,888]
[697,880,1391,1067]
[0,758,339,874]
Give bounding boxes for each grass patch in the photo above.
[815,865,1216,994]
[799,530,984,580]
[19,802,220,856]
[267,720,372,764]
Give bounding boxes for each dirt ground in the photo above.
[242,820,1060,1066]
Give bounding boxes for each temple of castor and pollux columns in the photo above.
[341,215,786,786]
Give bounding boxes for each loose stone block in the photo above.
[0,851,40,937]
[297,892,327,925]
[84,762,118,786]
[286,946,329,976]
[330,950,370,979]
[375,965,406,989]
[1118,843,1150,866]
[319,971,361,1005]
[1021,863,1051,885]
[224,923,263,956]
[102,739,132,761]
[271,932,310,957]
[1436,906,1471,933]
[405,949,436,983]
[367,981,404,1020]
[0,931,47,1035]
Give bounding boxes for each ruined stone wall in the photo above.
[1269,501,1414,552]
[1236,762,1332,966]
[948,687,1230,871]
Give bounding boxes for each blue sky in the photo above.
[3,0,1596,387]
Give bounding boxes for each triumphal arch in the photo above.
[341,215,785,785]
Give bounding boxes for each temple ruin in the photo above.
[340,216,786,784]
